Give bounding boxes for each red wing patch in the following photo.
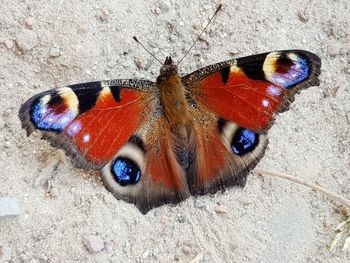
[65,88,147,165]
[19,81,155,169]
[187,50,321,132]
[198,67,285,131]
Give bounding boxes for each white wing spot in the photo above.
[83,134,91,143]
[267,86,282,97]
[262,99,270,107]
[67,121,82,136]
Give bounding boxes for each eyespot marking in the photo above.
[231,128,259,156]
[111,157,141,186]
[30,94,77,132]
[263,52,310,89]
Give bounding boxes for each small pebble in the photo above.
[154,7,161,15]
[16,29,38,51]
[297,10,309,23]
[49,47,61,57]
[182,246,191,255]
[99,10,109,22]
[159,0,171,13]
[25,17,34,28]
[0,197,21,218]
[3,40,14,49]
[194,199,206,209]
[192,23,201,30]
[229,50,240,57]
[4,108,13,117]
[328,43,340,57]
[176,213,186,223]
[214,204,228,214]
[134,58,143,70]
[83,235,104,253]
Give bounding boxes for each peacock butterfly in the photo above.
[18,6,321,214]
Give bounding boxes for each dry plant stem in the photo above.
[254,168,350,209]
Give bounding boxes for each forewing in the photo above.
[183,50,321,132]
[19,80,157,169]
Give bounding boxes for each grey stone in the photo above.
[83,235,104,253]
[214,204,228,214]
[194,199,206,209]
[328,43,340,56]
[159,0,171,13]
[16,29,38,51]
[49,47,61,57]
[0,197,20,218]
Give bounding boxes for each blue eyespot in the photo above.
[31,102,76,132]
[231,128,259,156]
[272,56,310,89]
[111,157,141,186]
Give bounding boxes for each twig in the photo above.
[253,168,350,209]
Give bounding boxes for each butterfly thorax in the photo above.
[158,57,190,124]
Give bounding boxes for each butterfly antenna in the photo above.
[133,36,163,65]
[176,4,222,66]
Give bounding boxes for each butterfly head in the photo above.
[157,56,179,83]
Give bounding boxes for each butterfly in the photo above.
[19,50,321,213]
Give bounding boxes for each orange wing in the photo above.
[182,50,321,194]
[184,50,321,132]
[19,80,155,169]
[19,80,191,213]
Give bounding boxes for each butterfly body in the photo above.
[19,50,321,213]
[158,57,190,125]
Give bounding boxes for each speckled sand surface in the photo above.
[0,0,350,262]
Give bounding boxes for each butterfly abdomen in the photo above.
[159,74,191,124]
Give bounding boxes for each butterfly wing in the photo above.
[183,50,321,132]
[19,79,190,213]
[186,106,268,195]
[183,50,321,194]
[100,118,190,213]
[19,80,158,169]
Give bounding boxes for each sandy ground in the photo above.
[0,0,350,262]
